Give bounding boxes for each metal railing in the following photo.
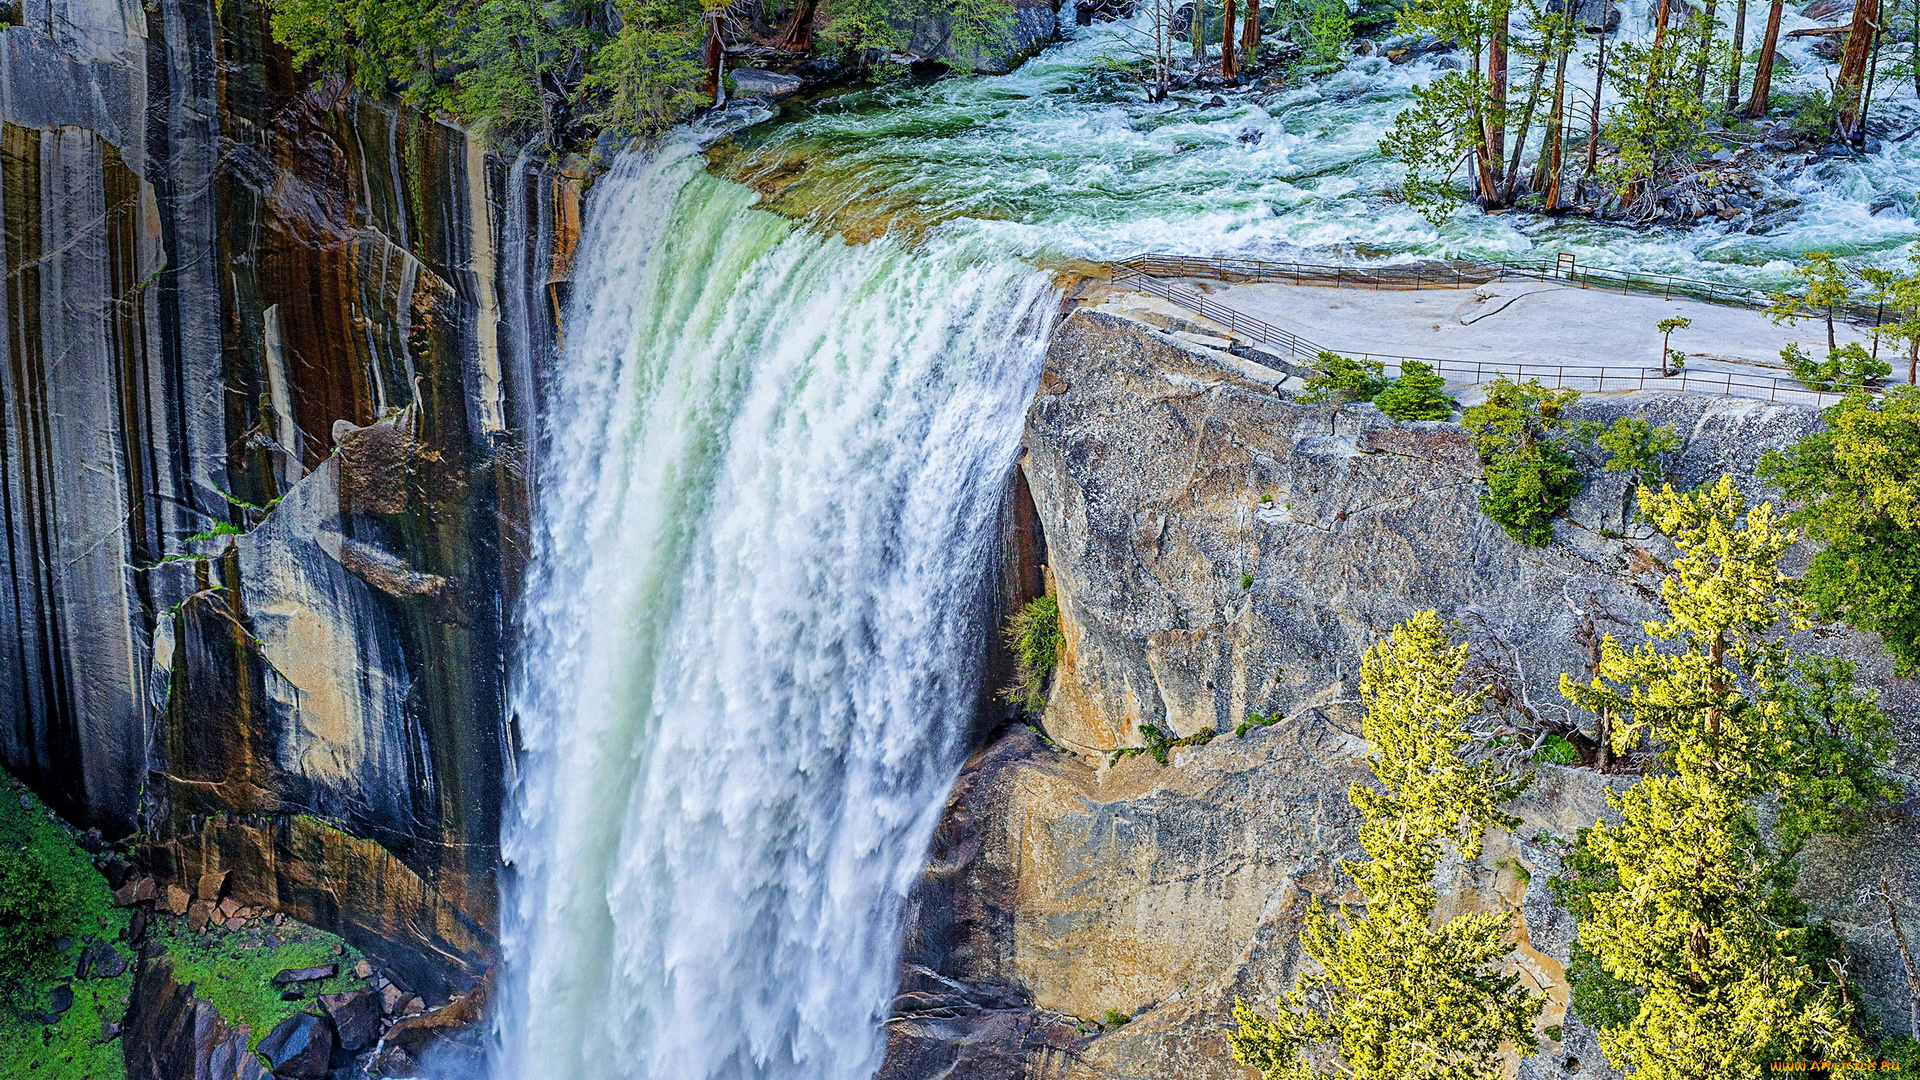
[1110,265,1873,406]
[1119,252,1889,325]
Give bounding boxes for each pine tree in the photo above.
[1231,612,1543,1080]
[1557,477,1894,1079]
[1761,388,1920,676]
[1374,361,1455,421]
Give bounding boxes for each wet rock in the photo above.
[195,871,227,902]
[113,876,156,907]
[186,900,215,933]
[729,70,804,99]
[271,964,338,985]
[1548,0,1621,31]
[123,957,268,1080]
[48,983,73,1014]
[319,988,381,1051]
[256,1012,334,1080]
[380,990,488,1078]
[163,885,192,916]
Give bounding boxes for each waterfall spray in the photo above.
[493,145,1053,1080]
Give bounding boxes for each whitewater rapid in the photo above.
[494,147,1052,1080]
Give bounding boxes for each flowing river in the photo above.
[496,11,1917,1080]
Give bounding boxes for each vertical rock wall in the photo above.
[0,0,576,994]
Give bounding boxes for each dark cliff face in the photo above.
[0,0,575,994]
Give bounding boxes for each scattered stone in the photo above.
[256,1012,335,1080]
[76,828,103,854]
[224,917,247,932]
[404,996,424,1016]
[271,965,339,986]
[162,885,191,917]
[320,988,382,1051]
[185,900,214,933]
[48,983,73,1014]
[729,69,804,100]
[126,906,149,945]
[215,897,240,920]
[352,960,373,980]
[111,876,155,908]
[196,870,227,901]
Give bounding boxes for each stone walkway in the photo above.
[1118,274,1896,407]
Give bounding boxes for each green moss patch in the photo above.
[0,772,134,1080]
[147,915,368,1050]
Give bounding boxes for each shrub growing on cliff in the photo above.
[1300,352,1389,405]
[1372,361,1454,421]
[0,850,78,1004]
[1002,595,1064,714]
[1230,612,1542,1080]
[1760,388,1920,674]
[1556,477,1894,1077]
[1462,378,1581,546]
[1580,415,1680,488]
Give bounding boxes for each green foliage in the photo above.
[0,773,134,1080]
[1598,35,1718,200]
[1300,352,1390,404]
[1101,1008,1132,1028]
[453,0,593,141]
[1555,477,1895,1077]
[1761,388,1920,674]
[1113,723,1217,765]
[1767,252,1858,353]
[267,0,455,108]
[1231,612,1542,1080]
[587,0,707,134]
[1536,733,1579,765]
[1301,0,1352,68]
[1462,378,1581,545]
[145,919,367,1051]
[821,0,1014,56]
[1581,415,1681,487]
[1002,595,1064,714]
[187,521,244,542]
[1883,1036,1920,1071]
[1235,711,1282,737]
[1372,361,1454,422]
[1782,342,1891,392]
[1379,69,1487,225]
[1564,942,1643,1032]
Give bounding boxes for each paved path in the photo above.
[1119,274,1897,406]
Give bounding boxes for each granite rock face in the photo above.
[887,302,1920,1079]
[0,0,577,994]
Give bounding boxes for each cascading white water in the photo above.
[494,145,1054,1080]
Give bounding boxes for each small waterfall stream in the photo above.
[494,146,1054,1080]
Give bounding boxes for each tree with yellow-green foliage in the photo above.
[1231,612,1542,1080]
[1556,476,1894,1079]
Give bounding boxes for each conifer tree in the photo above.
[1231,612,1543,1080]
[1374,361,1455,421]
[1558,477,1894,1079]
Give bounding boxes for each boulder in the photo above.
[122,957,269,1080]
[319,988,381,1052]
[163,885,191,916]
[270,964,337,985]
[729,70,804,100]
[112,876,156,907]
[195,870,228,901]
[255,1012,334,1080]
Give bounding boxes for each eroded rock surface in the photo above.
[887,302,1920,1079]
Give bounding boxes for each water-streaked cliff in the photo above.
[0,0,576,996]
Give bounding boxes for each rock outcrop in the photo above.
[887,299,1920,1079]
[1,0,577,994]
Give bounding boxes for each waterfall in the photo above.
[493,145,1055,1080]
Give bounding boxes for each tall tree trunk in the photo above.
[1726,0,1748,111]
[1746,0,1784,116]
[778,0,819,50]
[1537,26,1573,207]
[1221,0,1239,76]
[1836,0,1882,141]
[1507,50,1553,189]
[1694,0,1718,98]
[1241,0,1260,55]
[1487,0,1511,199]
[1583,27,1608,187]
[705,11,724,103]
[1192,0,1207,61]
